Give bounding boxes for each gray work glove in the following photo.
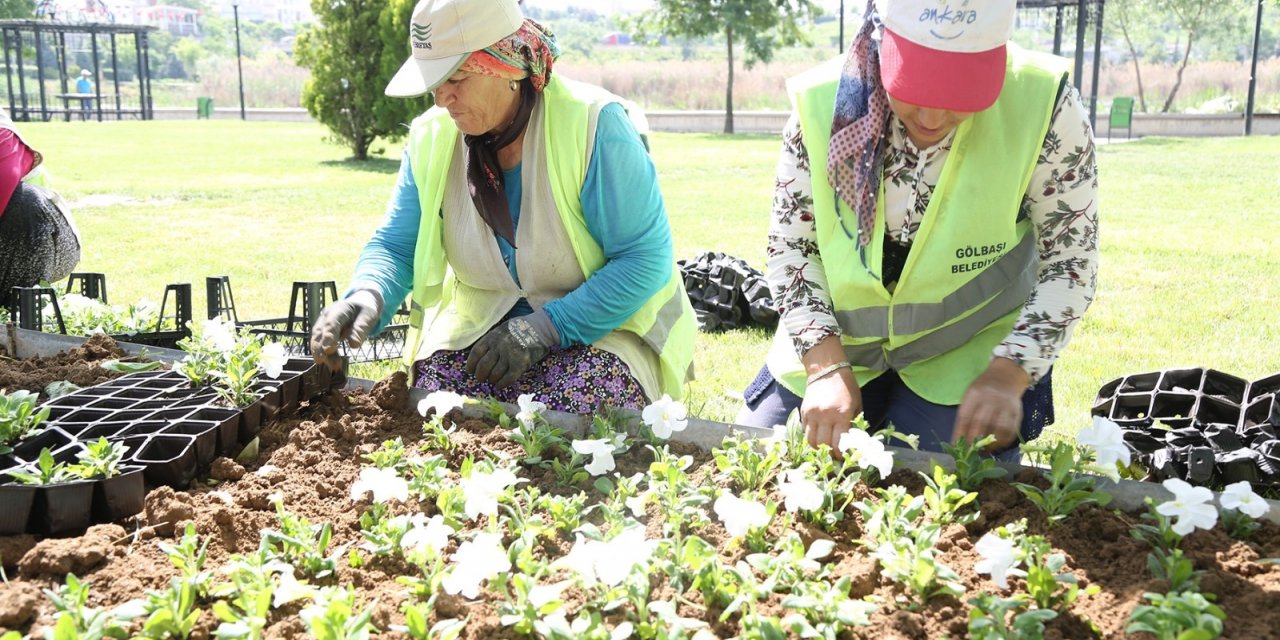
[465,309,560,389]
[309,289,383,372]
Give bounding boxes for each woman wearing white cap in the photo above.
[738,0,1099,458]
[311,0,695,414]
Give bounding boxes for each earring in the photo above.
[509,79,519,92]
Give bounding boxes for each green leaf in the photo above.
[101,359,163,373]
[235,437,260,464]
[44,380,83,399]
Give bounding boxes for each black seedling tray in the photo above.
[1093,368,1280,489]
[0,357,323,536]
[5,273,193,349]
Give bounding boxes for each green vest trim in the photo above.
[401,76,696,398]
[769,45,1070,405]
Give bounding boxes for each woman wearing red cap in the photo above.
[738,0,1099,459]
[310,0,695,414]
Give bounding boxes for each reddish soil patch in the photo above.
[0,348,1278,638]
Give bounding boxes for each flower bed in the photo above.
[0,366,1277,639]
[2,373,1280,637]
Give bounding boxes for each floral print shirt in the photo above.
[767,85,1099,384]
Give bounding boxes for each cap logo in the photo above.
[918,3,979,41]
[411,22,433,50]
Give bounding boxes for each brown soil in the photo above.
[1,346,1278,639]
[0,333,133,398]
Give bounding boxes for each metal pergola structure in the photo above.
[1016,0,1106,130]
[0,19,156,122]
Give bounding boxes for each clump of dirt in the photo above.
[17,524,126,578]
[0,333,134,398]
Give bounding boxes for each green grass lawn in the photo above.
[16,120,1280,436]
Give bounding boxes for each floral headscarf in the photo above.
[827,1,890,256]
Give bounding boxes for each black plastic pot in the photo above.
[52,408,114,430]
[0,483,36,534]
[255,385,282,423]
[1150,392,1197,428]
[111,387,164,401]
[237,400,264,443]
[34,479,95,535]
[184,406,240,454]
[132,434,199,488]
[160,421,219,467]
[12,428,75,464]
[1119,372,1161,394]
[77,421,140,442]
[85,397,137,411]
[1195,396,1241,426]
[1201,370,1248,403]
[1157,368,1204,393]
[1110,392,1153,422]
[92,466,146,522]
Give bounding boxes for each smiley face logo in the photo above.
[917,2,980,41]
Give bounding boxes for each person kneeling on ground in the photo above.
[0,106,81,300]
[737,0,1099,460]
[310,0,696,413]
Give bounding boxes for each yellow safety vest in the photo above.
[768,44,1071,405]
[400,75,697,399]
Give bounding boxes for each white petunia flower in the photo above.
[202,317,239,353]
[1220,481,1271,519]
[516,393,547,428]
[349,466,409,504]
[554,526,657,588]
[572,438,617,476]
[273,570,318,608]
[713,491,770,538]
[1077,416,1131,480]
[461,467,520,521]
[625,491,650,518]
[1156,478,1219,536]
[418,390,466,418]
[401,513,453,556]
[528,581,567,609]
[973,532,1020,589]
[641,394,688,439]
[777,469,824,513]
[837,429,894,479]
[258,342,287,379]
[441,532,510,599]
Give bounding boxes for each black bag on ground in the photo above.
[678,252,778,332]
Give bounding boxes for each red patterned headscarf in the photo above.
[460,18,559,92]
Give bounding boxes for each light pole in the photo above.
[233,1,245,120]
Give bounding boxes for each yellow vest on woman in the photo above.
[400,75,696,400]
[767,45,1071,405]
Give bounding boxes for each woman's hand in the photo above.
[952,357,1030,452]
[801,369,862,451]
[798,336,862,451]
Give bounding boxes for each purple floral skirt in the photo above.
[412,345,648,414]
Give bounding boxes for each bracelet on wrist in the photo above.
[806,361,851,386]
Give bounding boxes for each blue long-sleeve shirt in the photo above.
[349,102,672,348]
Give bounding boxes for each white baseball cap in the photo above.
[384,0,524,98]
[874,0,1016,112]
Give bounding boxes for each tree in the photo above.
[297,0,420,160]
[0,0,32,20]
[373,0,433,143]
[1111,0,1250,112]
[627,0,818,133]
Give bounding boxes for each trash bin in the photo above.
[196,97,213,119]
